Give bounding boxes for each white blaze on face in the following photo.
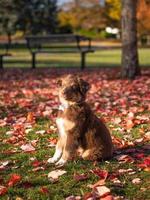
[59,94,69,110]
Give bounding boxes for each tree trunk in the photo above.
[121,0,141,79]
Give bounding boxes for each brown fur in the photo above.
[48,74,113,165]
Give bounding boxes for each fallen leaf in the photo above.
[126,119,134,129]
[8,174,21,187]
[0,120,7,127]
[145,132,150,139]
[144,167,150,172]
[90,169,108,180]
[101,195,114,200]
[90,179,106,188]
[39,186,49,194]
[113,117,121,124]
[32,166,45,172]
[73,173,88,181]
[26,112,35,123]
[20,143,35,152]
[48,138,57,146]
[32,160,42,167]
[118,168,135,174]
[48,170,66,182]
[115,154,134,163]
[0,186,7,196]
[93,186,111,198]
[132,178,141,184]
[16,197,23,200]
[83,192,94,200]
[137,156,150,169]
[36,130,46,135]
[25,128,33,134]
[66,195,81,200]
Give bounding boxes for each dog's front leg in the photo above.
[47,139,63,164]
[55,134,77,166]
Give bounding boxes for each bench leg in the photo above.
[32,53,36,69]
[81,52,86,70]
[0,56,3,69]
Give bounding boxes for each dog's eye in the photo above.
[57,79,62,87]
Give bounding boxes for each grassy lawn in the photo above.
[0,48,150,68]
[0,69,150,200]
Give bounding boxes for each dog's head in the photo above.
[57,74,90,104]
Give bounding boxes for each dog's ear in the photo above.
[56,79,62,87]
[78,78,90,94]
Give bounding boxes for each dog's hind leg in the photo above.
[82,148,103,161]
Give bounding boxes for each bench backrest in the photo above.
[25,34,92,52]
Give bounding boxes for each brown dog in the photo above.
[47,74,113,166]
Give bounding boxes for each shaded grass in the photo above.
[0,48,150,68]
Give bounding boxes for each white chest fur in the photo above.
[56,117,75,135]
[56,118,66,137]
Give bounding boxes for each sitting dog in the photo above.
[47,74,113,166]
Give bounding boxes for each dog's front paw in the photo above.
[47,157,57,164]
[55,158,67,167]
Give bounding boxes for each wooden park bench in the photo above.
[25,34,94,70]
[0,39,11,69]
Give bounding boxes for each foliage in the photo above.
[58,0,107,34]
[0,0,17,36]
[0,0,58,35]
[105,0,121,27]
[14,0,58,35]
[137,0,150,36]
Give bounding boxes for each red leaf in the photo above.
[21,181,33,188]
[138,156,150,168]
[143,156,150,166]
[0,186,7,196]
[135,153,145,159]
[8,174,21,187]
[73,173,88,181]
[32,160,42,167]
[39,186,49,194]
[48,138,57,145]
[83,192,94,200]
[91,169,108,180]
[101,195,114,200]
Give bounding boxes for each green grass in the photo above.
[0,116,150,200]
[1,48,150,68]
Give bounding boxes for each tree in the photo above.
[0,0,59,36]
[121,0,141,79]
[0,0,17,41]
[58,0,107,33]
[14,0,58,35]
